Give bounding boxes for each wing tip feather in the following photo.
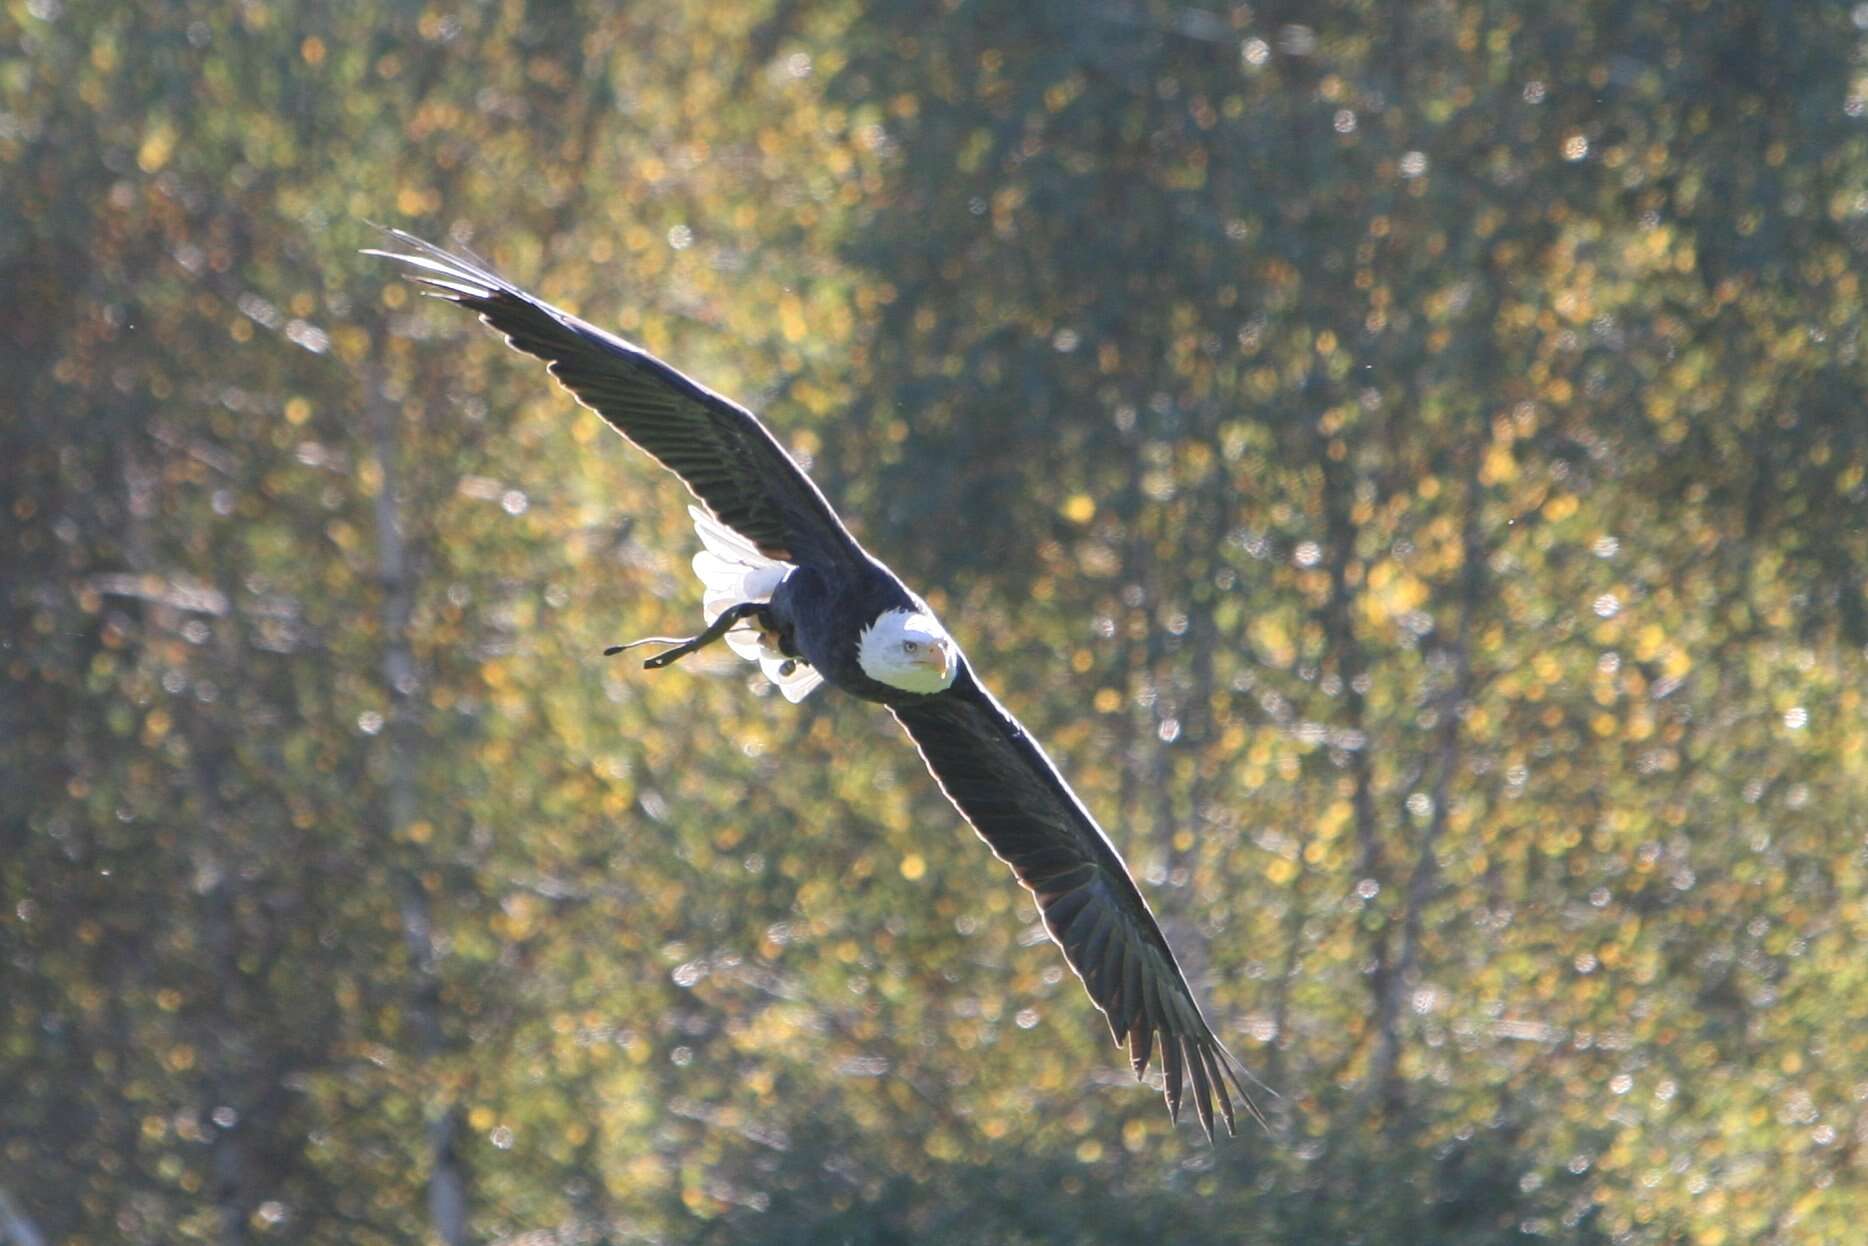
[1185,1036,1217,1142]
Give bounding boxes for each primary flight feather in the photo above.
[367,229,1269,1138]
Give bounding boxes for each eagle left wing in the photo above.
[891,664,1268,1138]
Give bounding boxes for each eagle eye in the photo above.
[902,639,920,654]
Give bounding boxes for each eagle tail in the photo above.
[687,506,823,702]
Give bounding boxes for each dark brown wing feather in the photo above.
[365,229,862,570]
[891,664,1269,1138]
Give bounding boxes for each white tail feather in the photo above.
[686,506,823,701]
[693,550,786,623]
[690,504,765,561]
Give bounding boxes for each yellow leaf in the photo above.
[1479,442,1518,485]
[138,120,176,173]
[779,293,808,343]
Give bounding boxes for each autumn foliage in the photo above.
[4,3,1865,1243]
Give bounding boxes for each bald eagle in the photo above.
[368,231,1268,1137]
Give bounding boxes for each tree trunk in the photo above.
[367,359,469,1246]
[0,1186,48,1246]
[1369,444,1484,1118]
[121,436,257,1245]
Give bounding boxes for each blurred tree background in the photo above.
[5,1,1867,1242]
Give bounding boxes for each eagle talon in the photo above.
[641,644,694,671]
[604,601,770,670]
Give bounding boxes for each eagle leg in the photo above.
[604,601,772,669]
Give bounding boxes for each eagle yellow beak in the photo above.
[919,638,956,681]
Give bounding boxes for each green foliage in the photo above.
[4,1,1864,1243]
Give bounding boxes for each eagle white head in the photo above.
[858,608,959,694]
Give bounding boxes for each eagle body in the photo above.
[368,229,1268,1138]
[764,558,929,704]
